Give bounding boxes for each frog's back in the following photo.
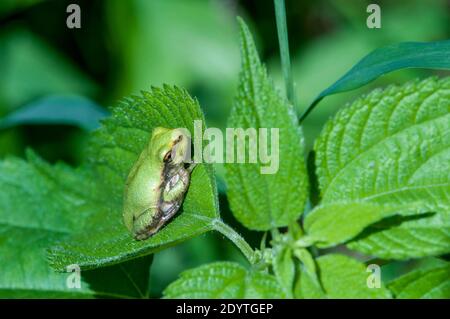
[123,148,164,231]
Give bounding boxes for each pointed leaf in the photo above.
[225,18,308,231]
[297,254,391,299]
[301,40,450,122]
[293,248,321,290]
[273,246,295,297]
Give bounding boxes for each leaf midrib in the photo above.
[361,183,450,202]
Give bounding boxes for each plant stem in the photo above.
[274,0,296,107]
[213,219,256,264]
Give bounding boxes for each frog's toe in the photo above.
[132,209,163,240]
[133,223,157,240]
[134,229,156,240]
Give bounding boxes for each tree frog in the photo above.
[123,127,195,240]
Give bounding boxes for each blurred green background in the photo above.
[0,0,448,297]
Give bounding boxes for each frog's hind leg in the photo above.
[133,206,162,240]
[134,202,179,240]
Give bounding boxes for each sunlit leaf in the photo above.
[163,262,285,298]
[297,254,391,299]
[225,18,309,231]
[304,202,429,248]
[314,77,450,259]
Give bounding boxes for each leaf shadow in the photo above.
[351,212,436,242]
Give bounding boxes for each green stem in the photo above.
[213,219,256,264]
[274,0,296,107]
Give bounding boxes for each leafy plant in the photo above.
[0,16,449,299]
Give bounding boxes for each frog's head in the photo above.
[150,127,191,165]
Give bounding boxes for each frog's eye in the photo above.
[163,151,172,162]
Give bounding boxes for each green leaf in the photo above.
[49,85,220,271]
[304,202,429,248]
[297,254,391,299]
[272,246,295,297]
[163,262,285,298]
[0,95,108,131]
[300,40,450,122]
[388,261,450,298]
[314,77,450,259]
[0,152,152,298]
[292,248,321,290]
[224,18,309,231]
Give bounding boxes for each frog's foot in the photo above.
[132,208,163,241]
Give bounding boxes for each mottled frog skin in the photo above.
[123,127,194,240]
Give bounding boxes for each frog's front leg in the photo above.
[187,162,197,173]
[161,168,190,218]
[162,168,190,202]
